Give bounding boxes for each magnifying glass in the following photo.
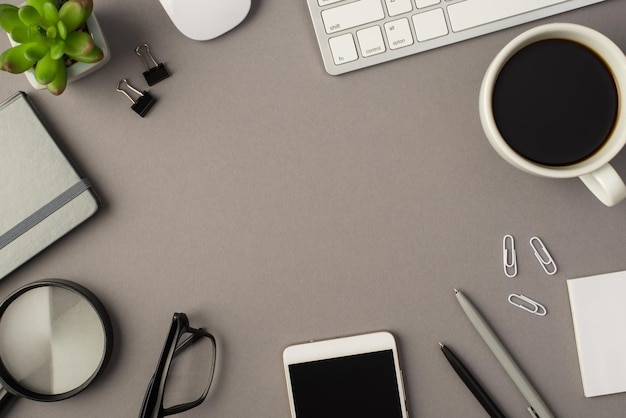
[0,279,113,413]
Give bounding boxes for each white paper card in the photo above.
[567,270,626,397]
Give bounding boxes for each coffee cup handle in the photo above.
[579,164,626,207]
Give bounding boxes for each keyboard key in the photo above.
[385,0,413,16]
[318,0,342,5]
[447,0,568,32]
[357,26,386,57]
[329,33,359,64]
[412,8,448,41]
[384,18,414,50]
[322,0,385,34]
[416,0,440,8]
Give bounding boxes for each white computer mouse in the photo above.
[158,0,251,41]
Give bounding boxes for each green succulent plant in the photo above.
[0,0,103,95]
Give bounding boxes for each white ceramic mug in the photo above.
[479,23,626,207]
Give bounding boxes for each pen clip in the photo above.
[527,406,540,417]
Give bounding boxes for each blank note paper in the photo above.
[567,270,626,397]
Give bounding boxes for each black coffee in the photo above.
[492,39,618,166]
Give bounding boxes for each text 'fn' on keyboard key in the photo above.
[329,34,358,65]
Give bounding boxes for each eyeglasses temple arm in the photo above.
[0,385,16,417]
[138,316,183,418]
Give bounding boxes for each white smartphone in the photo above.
[283,331,409,417]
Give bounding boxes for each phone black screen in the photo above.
[288,349,404,418]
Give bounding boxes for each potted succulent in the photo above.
[0,0,109,95]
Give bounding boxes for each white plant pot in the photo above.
[7,12,110,90]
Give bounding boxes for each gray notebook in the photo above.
[0,92,99,279]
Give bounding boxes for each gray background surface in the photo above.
[1,0,625,416]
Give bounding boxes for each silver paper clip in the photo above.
[529,236,557,275]
[508,294,547,316]
[502,234,517,278]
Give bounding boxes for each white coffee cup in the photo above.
[479,23,626,207]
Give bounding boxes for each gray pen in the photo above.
[454,289,555,418]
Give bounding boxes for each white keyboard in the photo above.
[306,0,606,74]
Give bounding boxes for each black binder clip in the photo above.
[135,44,169,86]
[116,79,156,117]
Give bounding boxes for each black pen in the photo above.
[439,342,506,418]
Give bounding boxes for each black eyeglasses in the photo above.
[139,313,217,418]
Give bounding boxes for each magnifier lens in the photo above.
[0,284,107,396]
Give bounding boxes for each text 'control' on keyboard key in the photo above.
[357,26,386,57]
[321,0,385,34]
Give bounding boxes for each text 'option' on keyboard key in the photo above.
[329,34,359,65]
[416,0,440,8]
[385,0,413,17]
[412,8,448,41]
[357,26,386,57]
[321,0,385,34]
[384,18,414,50]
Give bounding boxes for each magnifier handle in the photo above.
[0,385,16,416]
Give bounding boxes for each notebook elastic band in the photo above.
[0,179,93,251]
